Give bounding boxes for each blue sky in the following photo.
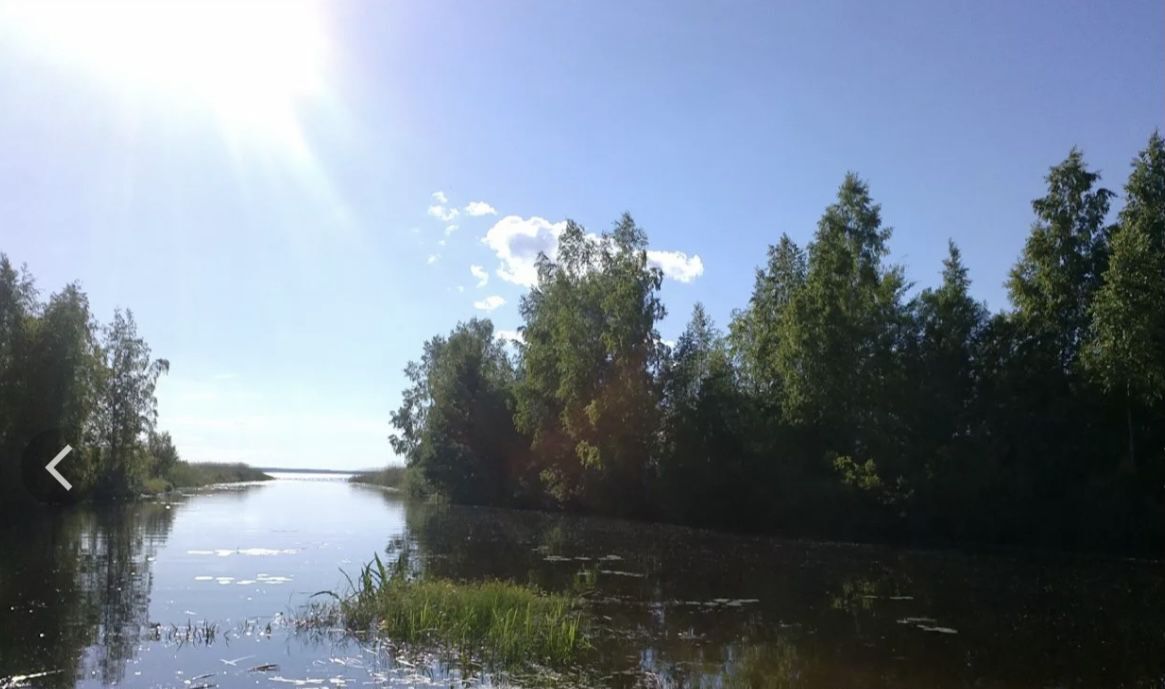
[0,0,1161,469]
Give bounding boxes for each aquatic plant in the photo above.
[334,553,588,669]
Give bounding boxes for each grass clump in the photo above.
[347,465,406,489]
[339,554,587,669]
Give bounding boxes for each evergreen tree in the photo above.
[776,174,908,463]
[1009,149,1114,370]
[658,304,750,526]
[729,234,806,398]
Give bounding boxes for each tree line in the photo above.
[390,132,1165,552]
[0,260,180,508]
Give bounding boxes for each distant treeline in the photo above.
[0,260,195,506]
[389,132,1165,552]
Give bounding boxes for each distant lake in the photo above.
[2,476,1163,688]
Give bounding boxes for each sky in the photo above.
[0,0,1161,470]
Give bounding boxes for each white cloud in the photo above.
[465,201,497,217]
[428,204,459,222]
[470,264,489,287]
[496,328,524,344]
[647,250,704,283]
[437,239,447,247]
[426,192,460,222]
[481,215,705,288]
[473,295,505,312]
[445,224,459,236]
[481,215,567,287]
[456,285,465,293]
[426,254,439,265]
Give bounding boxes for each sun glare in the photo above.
[1,0,331,152]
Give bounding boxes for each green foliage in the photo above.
[0,257,196,507]
[1085,132,1165,475]
[514,214,665,515]
[729,234,806,398]
[656,304,753,526]
[383,133,1165,551]
[348,465,406,489]
[163,461,272,489]
[390,318,525,505]
[148,431,180,478]
[337,554,587,669]
[776,174,908,453]
[1009,148,1114,370]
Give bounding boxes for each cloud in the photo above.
[426,254,439,265]
[473,295,505,312]
[428,204,459,222]
[470,264,489,288]
[647,250,704,283]
[496,328,524,344]
[426,191,460,222]
[465,201,497,217]
[481,215,567,287]
[481,215,705,288]
[445,224,459,236]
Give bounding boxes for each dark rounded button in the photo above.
[21,428,81,505]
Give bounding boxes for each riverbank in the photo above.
[141,461,273,495]
[347,466,405,490]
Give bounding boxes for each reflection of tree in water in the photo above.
[393,499,1165,689]
[0,500,175,688]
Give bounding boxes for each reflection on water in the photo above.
[0,500,175,688]
[2,478,1165,688]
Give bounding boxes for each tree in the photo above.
[148,431,180,478]
[906,241,989,534]
[515,213,665,515]
[93,310,169,497]
[776,174,908,460]
[1087,132,1165,469]
[1009,148,1114,370]
[657,304,751,526]
[390,319,523,505]
[912,241,987,450]
[0,255,38,505]
[20,284,104,492]
[729,234,806,398]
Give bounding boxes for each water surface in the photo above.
[2,474,1163,688]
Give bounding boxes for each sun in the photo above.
[0,0,332,153]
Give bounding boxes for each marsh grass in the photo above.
[167,461,272,488]
[347,466,406,489]
[335,554,587,669]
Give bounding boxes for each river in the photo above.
[1,473,1163,688]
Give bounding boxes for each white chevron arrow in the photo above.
[46,445,73,491]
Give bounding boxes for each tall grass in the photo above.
[347,466,406,489]
[338,554,587,668]
[165,461,272,489]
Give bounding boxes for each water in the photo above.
[2,474,1164,688]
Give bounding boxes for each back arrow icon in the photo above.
[46,445,73,491]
